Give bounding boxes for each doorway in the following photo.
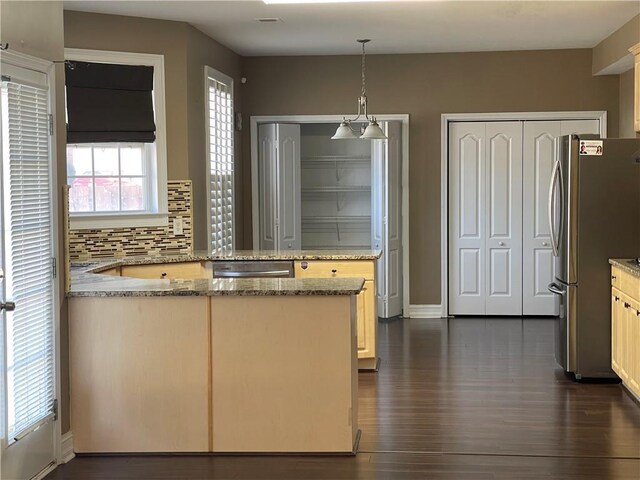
[0,53,60,480]
[250,114,409,317]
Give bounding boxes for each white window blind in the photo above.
[1,77,55,442]
[206,70,234,253]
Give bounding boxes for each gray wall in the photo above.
[241,49,620,305]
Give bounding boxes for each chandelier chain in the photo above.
[361,41,366,97]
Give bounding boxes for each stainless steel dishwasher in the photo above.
[212,261,294,279]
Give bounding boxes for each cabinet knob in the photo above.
[611,275,617,280]
[161,272,167,278]
[624,302,630,309]
[615,296,620,302]
[331,269,337,274]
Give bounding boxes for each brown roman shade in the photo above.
[65,61,156,143]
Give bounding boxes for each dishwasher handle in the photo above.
[214,270,292,278]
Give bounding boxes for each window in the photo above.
[205,66,234,253]
[67,143,150,213]
[64,49,167,229]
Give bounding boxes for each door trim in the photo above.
[440,111,607,318]
[0,49,62,470]
[250,114,410,316]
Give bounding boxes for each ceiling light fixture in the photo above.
[332,39,386,140]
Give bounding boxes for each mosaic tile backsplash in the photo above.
[68,180,193,260]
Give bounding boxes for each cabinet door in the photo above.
[356,280,376,358]
[628,299,640,395]
[619,294,631,383]
[611,288,622,375]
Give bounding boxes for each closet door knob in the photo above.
[542,242,548,246]
[499,241,505,246]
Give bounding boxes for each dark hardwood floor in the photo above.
[47,317,640,479]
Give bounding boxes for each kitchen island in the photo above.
[67,252,374,454]
[71,249,381,370]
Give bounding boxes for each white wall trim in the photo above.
[64,48,168,228]
[31,463,58,480]
[440,110,607,318]
[408,304,442,319]
[250,114,411,315]
[60,431,75,464]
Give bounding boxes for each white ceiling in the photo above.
[63,0,640,57]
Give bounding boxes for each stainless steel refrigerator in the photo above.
[548,135,640,380]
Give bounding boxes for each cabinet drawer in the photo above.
[620,270,640,302]
[294,261,374,280]
[121,262,210,280]
[611,266,622,289]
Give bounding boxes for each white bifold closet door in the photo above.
[449,122,523,315]
[522,119,599,315]
[258,123,301,250]
[372,121,403,318]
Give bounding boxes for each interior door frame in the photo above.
[441,111,607,318]
[250,114,410,315]
[0,49,62,478]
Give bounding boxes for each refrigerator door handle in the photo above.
[547,282,565,296]
[548,160,561,257]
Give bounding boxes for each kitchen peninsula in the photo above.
[67,250,380,454]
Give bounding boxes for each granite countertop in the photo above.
[72,249,381,267]
[609,258,640,278]
[68,250,377,297]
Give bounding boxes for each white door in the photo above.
[449,122,522,315]
[449,122,486,314]
[522,119,599,315]
[372,121,403,318]
[484,122,523,315]
[0,61,57,480]
[275,124,301,250]
[258,124,277,250]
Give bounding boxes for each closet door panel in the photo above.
[485,122,523,315]
[277,124,301,249]
[449,122,486,314]
[523,121,561,315]
[258,124,277,250]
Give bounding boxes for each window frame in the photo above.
[204,65,235,252]
[64,48,168,230]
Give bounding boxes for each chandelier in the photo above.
[332,39,387,140]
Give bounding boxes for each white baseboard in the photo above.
[32,463,58,480]
[408,304,442,318]
[61,431,75,464]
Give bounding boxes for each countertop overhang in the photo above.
[609,258,640,278]
[68,249,380,297]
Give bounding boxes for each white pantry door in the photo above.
[522,119,599,315]
[0,60,57,480]
[449,121,522,315]
[484,122,523,315]
[372,121,402,318]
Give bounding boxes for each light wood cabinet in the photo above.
[120,261,212,280]
[611,266,640,399]
[295,260,377,370]
[631,43,640,133]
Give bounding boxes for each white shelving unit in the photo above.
[300,124,372,251]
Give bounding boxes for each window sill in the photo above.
[69,212,170,230]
